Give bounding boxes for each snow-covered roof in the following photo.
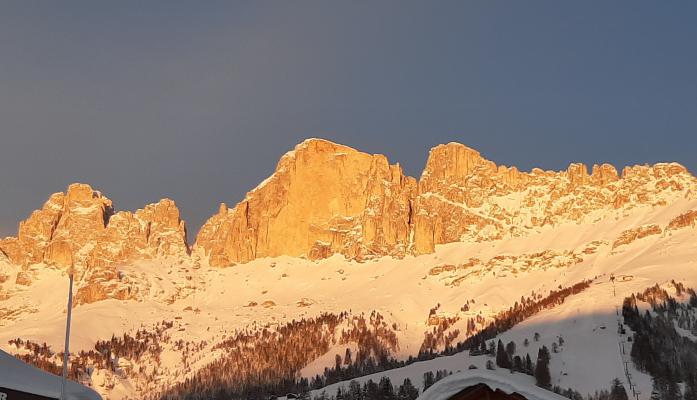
[417,370,568,400]
[0,350,101,400]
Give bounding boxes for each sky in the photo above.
[0,1,695,240]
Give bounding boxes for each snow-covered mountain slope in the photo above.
[0,194,696,399]
[305,268,695,400]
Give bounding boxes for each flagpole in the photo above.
[61,270,74,400]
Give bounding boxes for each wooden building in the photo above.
[418,371,569,400]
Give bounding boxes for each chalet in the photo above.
[418,371,569,400]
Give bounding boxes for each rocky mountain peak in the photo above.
[195,138,416,266]
[0,184,188,274]
[2,140,694,271]
[421,142,493,180]
[196,139,697,265]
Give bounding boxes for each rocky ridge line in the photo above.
[194,139,697,266]
[1,139,695,270]
[0,183,189,273]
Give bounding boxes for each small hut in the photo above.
[418,371,569,400]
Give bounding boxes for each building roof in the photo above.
[0,349,101,400]
[417,370,569,400]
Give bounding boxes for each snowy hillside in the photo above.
[0,196,696,399]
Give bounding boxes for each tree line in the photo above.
[622,282,697,400]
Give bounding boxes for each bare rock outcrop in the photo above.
[2,139,694,270]
[0,184,189,273]
[612,224,663,249]
[90,199,188,268]
[411,142,695,254]
[194,139,696,266]
[0,184,111,268]
[667,209,697,230]
[195,138,416,266]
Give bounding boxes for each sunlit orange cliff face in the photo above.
[2,138,695,273]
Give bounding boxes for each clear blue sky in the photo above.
[0,1,695,239]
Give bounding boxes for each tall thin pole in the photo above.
[61,272,74,400]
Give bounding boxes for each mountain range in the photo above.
[3,138,694,272]
[1,138,696,400]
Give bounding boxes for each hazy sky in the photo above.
[1,1,695,239]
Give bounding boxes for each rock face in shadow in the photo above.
[195,139,696,266]
[0,183,189,273]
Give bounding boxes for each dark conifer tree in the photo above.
[525,353,534,375]
[378,376,395,400]
[534,346,551,388]
[609,378,628,400]
[347,380,362,400]
[506,341,516,358]
[488,340,496,357]
[667,378,682,400]
[396,378,419,400]
[364,380,379,400]
[496,340,510,369]
[422,371,435,391]
[335,354,342,372]
[685,373,697,400]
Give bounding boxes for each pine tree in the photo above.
[335,354,342,372]
[496,340,511,369]
[378,376,395,400]
[539,345,551,363]
[347,380,362,400]
[534,346,551,388]
[423,371,435,391]
[488,340,496,357]
[525,353,534,375]
[435,369,447,382]
[609,378,628,400]
[667,379,682,400]
[506,341,516,358]
[397,378,419,400]
[364,380,379,400]
[650,376,668,400]
[684,373,697,400]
